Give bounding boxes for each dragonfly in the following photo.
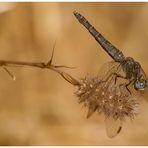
[73,11,148,138]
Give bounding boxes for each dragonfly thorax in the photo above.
[122,57,141,80]
[122,57,147,90]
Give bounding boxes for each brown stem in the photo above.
[0,60,80,86]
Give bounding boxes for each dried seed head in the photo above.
[75,76,139,121]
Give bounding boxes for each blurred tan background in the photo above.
[0,2,147,146]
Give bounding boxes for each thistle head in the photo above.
[75,75,139,121]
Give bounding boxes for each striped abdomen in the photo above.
[74,11,125,63]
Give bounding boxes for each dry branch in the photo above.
[0,58,80,86]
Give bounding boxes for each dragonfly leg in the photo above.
[125,79,135,94]
[113,73,127,85]
[112,73,134,95]
[104,72,130,94]
[119,79,134,95]
[119,83,131,95]
[105,72,126,83]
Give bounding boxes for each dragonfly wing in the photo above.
[105,117,122,138]
[140,93,148,103]
[141,90,148,102]
[98,61,124,81]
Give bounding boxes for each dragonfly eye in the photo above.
[134,79,147,90]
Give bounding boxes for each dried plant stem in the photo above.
[0,60,80,86]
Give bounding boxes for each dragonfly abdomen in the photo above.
[74,11,125,63]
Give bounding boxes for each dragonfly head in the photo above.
[134,78,147,91]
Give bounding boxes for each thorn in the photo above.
[3,67,16,81]
[46,40,76,70]
[47,40,56,66]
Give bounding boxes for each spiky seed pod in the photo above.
[75,75,139,121]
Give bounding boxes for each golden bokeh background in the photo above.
[0,2,147,146]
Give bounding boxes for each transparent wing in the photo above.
[99,62,125,138]
[98,61,128,89]
[97,61,125,81]
[99,61,141,99]
[141,89,148,103]
[105,117,122,138]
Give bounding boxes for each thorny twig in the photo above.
[0,46,80,86]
